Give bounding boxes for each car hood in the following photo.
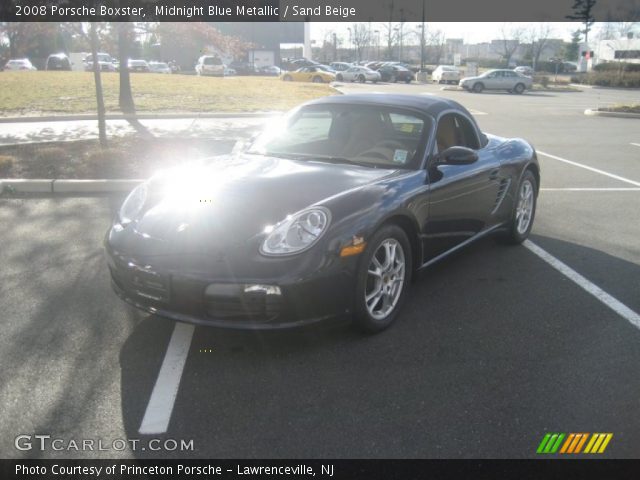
[127,154,398,254]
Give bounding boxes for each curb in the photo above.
[0,112,283,124]
[1,178,143,194]
[584,109,640,118]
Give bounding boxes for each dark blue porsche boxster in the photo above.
[105,94,539,332]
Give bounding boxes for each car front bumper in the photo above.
[104,242,358,330]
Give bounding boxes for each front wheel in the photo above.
[358,74,365,83]
[513,83,525,94]
[353,225,412,333]
[312,76,323,83]
[473,82,484,93]
[498,170,537,244]
[336,73,343,81]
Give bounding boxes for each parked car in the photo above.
[84,53,116,72]
[195,55,225,76]
[336,66,381,83]
[46,53,71,71]
[459,69,533,94]
[316,64,337,73]
[4,58,37,71]
[329,62,352,72]
[105,94,539,333]
[128,59,150,73]
[224,66,237,76]
[514,66,534,76]
[432,65,461,84]
[378,65,414,83]
[149,61,172,74]
[229,61,257,76]
[281,66,335,83]
[258,65,281,76]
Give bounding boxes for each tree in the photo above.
[525,23,555,71]
[350,23,370,62]
[566,0,597,44]
[0,23,59,59]
[564,29,582,61]
[495,23,525,67]
[426,29,446,65]
[117,23,136,114]
[89,23,107,147]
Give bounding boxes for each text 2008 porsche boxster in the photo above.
[105,94,539,333]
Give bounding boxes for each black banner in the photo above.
[0,0,639,22]
[2,459,640,480]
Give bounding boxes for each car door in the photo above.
[423,111,502,259]
[484,71,501,89]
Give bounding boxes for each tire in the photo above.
[472,82,484,93]
[336,73,343,81]
[353,225,413,333]
[513,83,525,94]
[358,74,365,83]
[283,75,292,81]
[497,170,537,245]
[312,76,323,83]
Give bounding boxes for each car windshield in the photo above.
[248,104,430,169]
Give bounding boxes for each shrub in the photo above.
[593,62,640,73]
[0,155,14,175]
[571,71,640,88]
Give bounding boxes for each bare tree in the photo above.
[495,23,525,67]
[426,29,446,65]
[350,23,371,62]
[89,23,107,147]
[525,23,555,71]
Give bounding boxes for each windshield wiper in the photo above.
[305,155,373,168]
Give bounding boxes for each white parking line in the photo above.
[541,187,640,191]
[524,240,640,330]
[537,150,640,187]
[139,322,195,434]
[631,143,640,148]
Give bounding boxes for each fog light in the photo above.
[244,284,282,295]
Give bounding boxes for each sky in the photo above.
[310,22,584,45]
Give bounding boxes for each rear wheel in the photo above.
[283,74,292,81]
[353,225,412,333]
[473,82,484,93]
[312,76,323,83]
[358,74,366,83]
[514,83,525,94]
[336,73,343,81]
[497,170,537,244]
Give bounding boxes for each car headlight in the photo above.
[260,207,331,256]
[118,183,147,225]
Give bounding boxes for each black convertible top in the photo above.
[306,93,471,118]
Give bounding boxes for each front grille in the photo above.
[205,292,282,322]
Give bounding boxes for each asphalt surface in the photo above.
[1,82,639,459]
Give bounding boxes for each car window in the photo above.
[436,113,480,152]
[249,105,430,169]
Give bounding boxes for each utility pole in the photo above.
[420,0,425,72]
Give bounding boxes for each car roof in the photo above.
[304,94,471,117]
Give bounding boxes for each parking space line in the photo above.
[631,143,640,148]
[537,151,640,187]
[524,240,640,330]
[541,187,640,191]
[139,322,195,435]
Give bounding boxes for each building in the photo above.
[595,37,640,64]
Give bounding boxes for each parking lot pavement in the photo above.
[1,84,639,459]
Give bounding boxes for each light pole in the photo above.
[393,27,399,61]
[374,30,380,60]
[347,27,353,62]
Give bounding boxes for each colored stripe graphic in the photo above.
[540,433,613,454]
[585,433,613,453]
[537,433,565,454]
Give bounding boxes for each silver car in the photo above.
[336,66,381,83]
[459,69,533,94]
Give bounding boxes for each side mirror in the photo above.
[438,146,479,165]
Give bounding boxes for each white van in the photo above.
[195,55,225,77]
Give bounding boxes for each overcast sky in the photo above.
[310,22,586,45]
